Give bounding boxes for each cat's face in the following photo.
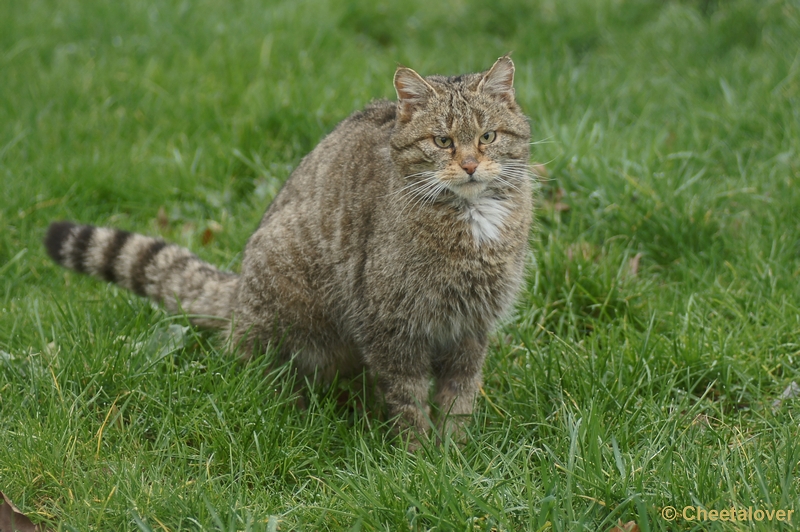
[390,56,531,202]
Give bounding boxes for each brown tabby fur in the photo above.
[45,56,533,445]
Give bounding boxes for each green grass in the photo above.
[2,0,800,530]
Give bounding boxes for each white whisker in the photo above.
[393,172,450,216]
[529,136,555,146]
[494,176,521,193]
[402,170,437,180]
[387,171,438,200]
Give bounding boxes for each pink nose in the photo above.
[461,158,478,175]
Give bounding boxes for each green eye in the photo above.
[434,136,453,149]
[479,131,496,144]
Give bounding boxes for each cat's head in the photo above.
[390,56,531,202]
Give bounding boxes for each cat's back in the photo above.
[266,99,396,208]
[253,98,397,232]
[240,98,398,290]
[235,97,400,346]
[343,98,397,129]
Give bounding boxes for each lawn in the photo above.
[2,0,800,530]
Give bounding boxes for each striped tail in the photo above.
[44,221,238,327]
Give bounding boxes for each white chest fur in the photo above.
[461,196,510,244]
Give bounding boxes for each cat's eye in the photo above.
[479,131,497,145]
[434,136,453,149]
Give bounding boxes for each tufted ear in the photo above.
[478,55,515,101]
[394,66,435,121]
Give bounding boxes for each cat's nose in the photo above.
[461,157,479,175]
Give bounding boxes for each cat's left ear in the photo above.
[394,66,435,121]
[478,55,515,102]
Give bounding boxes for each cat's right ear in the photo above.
[478,55,516,103]
[394,67,435,121]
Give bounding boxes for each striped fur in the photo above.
[45,221,237,327]
[44,56,535,447]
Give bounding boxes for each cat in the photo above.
[44,55,534,446]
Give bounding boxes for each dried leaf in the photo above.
[772,381,800,412]
[609,520,640,532]
[156,206,169,229]
[628,252,643,277]
[0,490,44,532]
[566,242,597,262]
[692,413,711,428]
[201,228,214,246]
[201,221,223,246]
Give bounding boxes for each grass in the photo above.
[2,0,800,530]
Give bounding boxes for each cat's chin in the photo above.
[449,180,489,201]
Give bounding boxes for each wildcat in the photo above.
[44,55,533,445]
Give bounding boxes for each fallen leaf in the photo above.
[566,241,598,262]
[0,490,44,532]
[156,206,169,229]
[201,221,223,246]
[201,228,214,246]
[628,252,643,277]
[609,520,640,532]
[772,381,800,412]
[692,413,712,428]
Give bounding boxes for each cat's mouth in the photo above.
[450,176,489,199]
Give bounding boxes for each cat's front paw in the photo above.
[388,403,433,451]
[436,414,471,446]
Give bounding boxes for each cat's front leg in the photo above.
[432,334,488,443]
[363,337,433,448]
